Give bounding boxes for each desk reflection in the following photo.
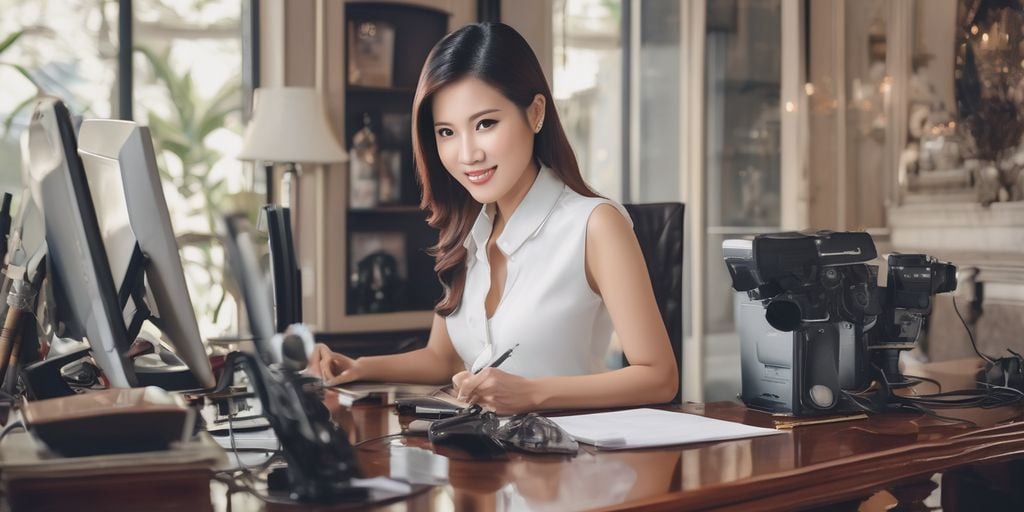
[317,377,1024,512]
[500,454,638,511]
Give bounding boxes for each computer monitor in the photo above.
[27,97,137,387]
[76,119,215,389]
[261,205,302,332]
[222,213,277,364]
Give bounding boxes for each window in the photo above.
[634,0,682,203]
[0,0,119,200]
[552,0,788,401]
[703,0,783,401]
[133,0,248,337]
[0,0,256,339]
[553,0,623,201]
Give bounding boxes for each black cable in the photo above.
[227,407,247,473]
[212,472,270,502]
[352,432,406,449]
[900,374,942,393]
[869,360,1022,415]
[894,400,979,428]
[841,390,878,415]
[953,296,993,363]
[974,380,1024,403]
[894,387,1023,409]
[224,405,281,480]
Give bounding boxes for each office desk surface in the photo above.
[321,401,1024,512]
[6,359,1024,511]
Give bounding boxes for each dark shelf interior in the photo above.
[343,2,446,316]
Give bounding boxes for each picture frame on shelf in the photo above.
[348,232,407,314]
[377,149,402,205]
[347,20,395,88]
[381,112,411,146]
[349,149,378,209]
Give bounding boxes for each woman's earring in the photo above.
[535,119,544,133]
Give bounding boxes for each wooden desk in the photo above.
[306,401,1023,512]
[6,360,1024,511]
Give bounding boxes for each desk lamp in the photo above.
[238,87,347,208]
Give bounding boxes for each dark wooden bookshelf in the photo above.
[343,2,446,316]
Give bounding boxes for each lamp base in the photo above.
[281,162,298,208]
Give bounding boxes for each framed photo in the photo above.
[348,152,378,209]
[349,231,407,278]
[348,231,407,313]
[380,112,411,145]
[377,149,402,204]
[347,20,395,87]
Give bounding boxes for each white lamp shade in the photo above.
[238,87,348,164]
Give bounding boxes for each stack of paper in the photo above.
[210,428,279,451]
[547,408,784,450]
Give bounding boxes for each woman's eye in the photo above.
[476,119,497,130]
[437,127,453,137]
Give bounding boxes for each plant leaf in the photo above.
[2,94,38,136]
[0,30,24,55]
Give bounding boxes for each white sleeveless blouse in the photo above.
[445,166,632,378]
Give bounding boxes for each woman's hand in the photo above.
[452,368,540,415]
[306,343,361,386]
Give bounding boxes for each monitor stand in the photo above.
[22,347,91,400]
[134,352,200,391]
[22,345,200,398]
[119,245,202,392]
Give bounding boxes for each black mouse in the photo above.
[428,410,505,458]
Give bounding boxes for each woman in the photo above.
[309,22,677,414]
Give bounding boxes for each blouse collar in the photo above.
[464,164,565,256]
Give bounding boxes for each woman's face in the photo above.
[432,76,544,205]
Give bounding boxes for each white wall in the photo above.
[501,0,554,84]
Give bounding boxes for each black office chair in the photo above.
[623,202,684,404]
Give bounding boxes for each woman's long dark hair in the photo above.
[412,22,597,316]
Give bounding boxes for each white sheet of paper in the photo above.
[210,428,279,451]
[548,408,785,450]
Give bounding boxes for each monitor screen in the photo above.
[27,97,137,387]
[262,205,302,333]
[76,119,215,389]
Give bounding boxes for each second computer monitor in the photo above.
[262,205,302,332]
[223,213,278,363]
[77,119,215,389]
[28,97,137,387]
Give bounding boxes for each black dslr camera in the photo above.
[723,231,956,416]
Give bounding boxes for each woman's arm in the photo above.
[456,204,679,413]
[534,203,679,407]
[309,313,465,386]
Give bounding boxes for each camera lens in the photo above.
[766,300,802,332]
[821,268,842,288]
[809,385,836,408]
